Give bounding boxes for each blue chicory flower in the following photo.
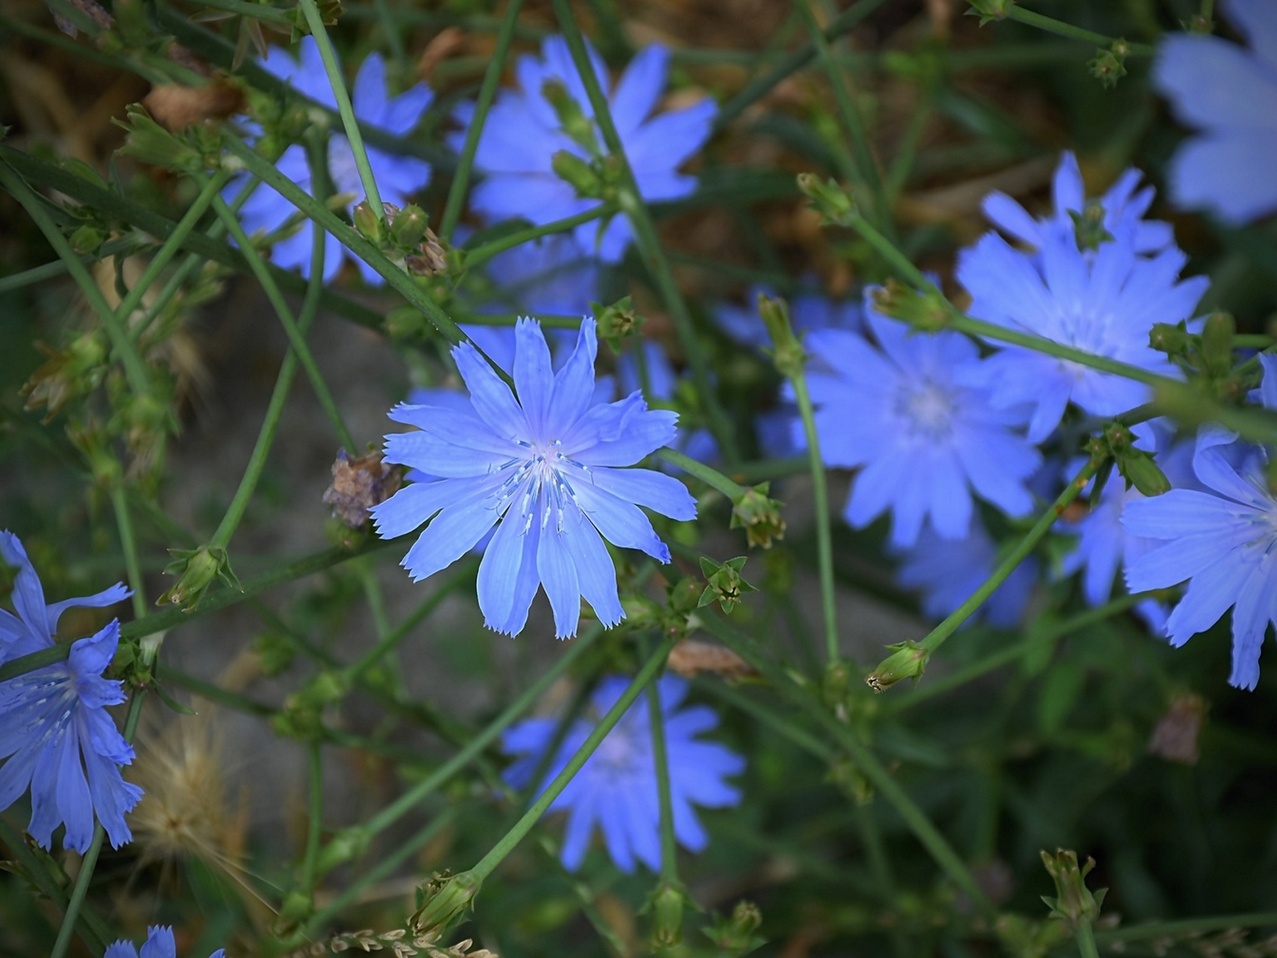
[893,520,1038,629]
[804,297,1041,548]
[452,36,716,263]
[228,37,433,283]
[0,531,142,853]
[474,233,601,318]
[1154,0,1277,224]
[1122,355,1277,690]
[980,150,1173,255]
[371,318,697,638]
[957,163,1210,442]
[502,674,744,872]
[615,340,719,466]
[104,925,225,958]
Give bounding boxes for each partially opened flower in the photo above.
[804,300,1040,548]
[0,532,142,852]
[228,37,433,283]
[371,318,697,638]
[502,675,744,872]
[104,925,225,958]
[1154,0,1277,224]
[958,195,1208,442]
[452,36,716,262]
[1123,356,1277,690]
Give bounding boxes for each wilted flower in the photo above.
[371,318,696,638]
[502,675,744,872]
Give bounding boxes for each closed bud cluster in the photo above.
[1040,848,1107,928]
[21,331,109,419]
[730,483,786,549]
[411,870,483,938]
[159,544,240,611]
[796,173,856,227]
[866,640,931,692]
[1089,42,1129,88]
[541,79,600,155]
[646,880,689,948]
[1068,202,1115,250]
[592,295,641,351]
[551,150,606,199]
[870,280,951,332]
[702,900,765,954]
[697,556,757,614]
[757,294,805,379]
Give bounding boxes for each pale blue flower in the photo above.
[371,318,697,638]
[980,151,1172,255]
[894,520,1038,629]
[805,299,1041,548]
[1154,0,1277,224]
[0,532,141,853]
[452,36,716,263]
[957,200,1209,442]
[104,925,225,958]
[229,37,433,283]
[476,233,601,318]
[502,675,744,872]
[1123,355,1277,690]
[616,340,719,466]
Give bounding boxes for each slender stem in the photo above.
[912,454,1104,659]
[645,652,679,883]
[186,0,292,24]
[794,0,889,234]
[463,204,618,269]
[657,448,747,499]
[470,634,677,882]
[1074,920,1102,958]
[789,365,840,665]
[300,741,324,892]
[548,0,742,464]
[0,237,146,293]
[209,214,327,548]
[115,170,231,340]
[439,0,525,241]
[714,0,892,129]
[297,0,385,218]
[109,485,149,621]
[693,609,994,914]
[209,190,354,449]
[1096,912,1277,944]
[1002,6,1155,56]
[0,161,151,396]
[221,135,467,345]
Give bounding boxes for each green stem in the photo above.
[209,190,353,449]
[300,741,324,892]
[297,0,385,218]
[695,610,994,913]
[110,485,149,621]
[221,136,467,344]
[0,161,151,396]
[657,448,747,499]
[463,204,618,269]
[714,0,892,129]
[209,213,327,548]
[439,0,525,241]
[548,0,741,464]
[645,653,679,883]
[1074,920,1101,958]
[1002,6,1155,56]
[789,363,841,665]
[470,634,677,882]
[0,236,146,293]
[794,0,889,234]
[1096,912,1277,944]
[907,454,1104,660]
[115,170,231,340]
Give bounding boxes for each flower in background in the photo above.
[502,675,744,872]
[104,925,225,958]
[615,340,719,466]
[711,280,864,350]
[371,318,696,638]
[1123,355,1277,690]
[452,36,716,263]
[957,173,1209,442]
[805,299,1040,548]
[894,519,1038,629]
[0,532,141,853]
[475,233,601,319]
[1154,0,1277,224]
[228,37,433,283]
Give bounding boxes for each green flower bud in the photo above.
[869,280,951,332]
[389,203,430,249]
[1068,202,1114,250]
[730,483,786,549]
[865,640,931,692]
[703,900,765,954]
[796,173,856,227]
[697,556,757,615]
[758,294,805,379]
[551,150,604,199]
[1149,321,1191,357]
[411,869,483,937]
[965,0,1013,24]
[1040,848,1107,928]
[541,79,600,154]
[314,826,370,878]
[158,544,240,611]
[592,296,641,351]
[647,880,688,948]
[1201,311,1236,378]
[352,199,385,244]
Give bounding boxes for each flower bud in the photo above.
[703,900,765,953]
[352,199,385,244]
[411,869,483,937]
[541,79,599,154]
[1040,848,1106,928]
[796,173,856,226]
[697,556,757,615]
[647,880,688,947]
[758,294,805,379]
[389,202,429,249]
[865,640,930,692]
[1201,311,1236,378]
[730,483,786,549]
[158,544,239,611]
[870,280,951,332]
[551,150,604,199]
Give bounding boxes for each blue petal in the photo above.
[401,496,502,582]
[0,532,49,643]
[536,511,582,638]
[610,44,668,135]
[563,511,623,629]
[371,480,478,540]
[589,467,697,521]
[453,341,527,437]
[514,318,555,435]
[477,509,541,636]
[549,320,599,428]
[574,483,670,561]
[139,926,177,958]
